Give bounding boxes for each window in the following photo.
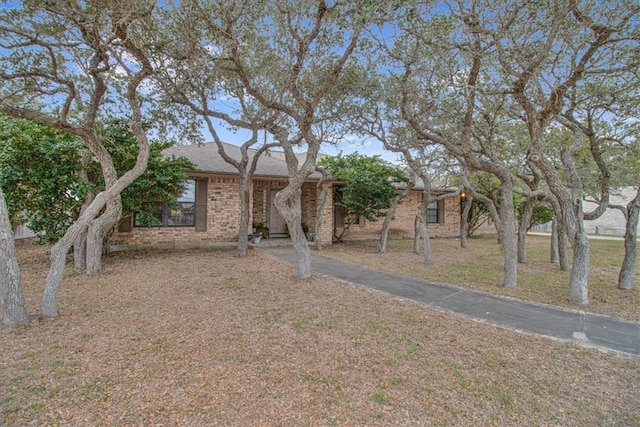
[134,179,196,227]
[427,201,439,224]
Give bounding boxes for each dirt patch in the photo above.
[1,241,639,425]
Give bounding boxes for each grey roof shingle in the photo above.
[163,142,323,179]
[163,141,457,191]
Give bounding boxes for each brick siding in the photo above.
[112,176,494,249]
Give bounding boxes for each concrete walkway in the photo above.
[263,247,640,358]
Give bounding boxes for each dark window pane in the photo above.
[427,201,438,224]
[178,180,195,203]
[168,202,195,226]
[133,179,197,228]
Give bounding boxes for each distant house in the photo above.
[531,187,638,236]
[112,142,490,248]
[583,187,638,236]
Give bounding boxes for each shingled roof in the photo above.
[164,141,458,192]
[163,142,324,179]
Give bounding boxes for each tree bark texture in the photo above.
[416,191,432,265]
[517,197,536,264]
[618,193,640,290]
[86,197,121,276]
[314,181,327,251]
[569,224,590,305]
[237,176,251,258]
[73,153,93,270]
[73,228,88,270]
[0,187,29,326]
[558,225,570,271]
[413,216,420,254]
[550,216,559,264]
[379,194,400,253]
[460,195,473,249]
[379,181,413,254]
[500,186,518,289]
[275,189,312,279]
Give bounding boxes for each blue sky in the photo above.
[200,124,403,164]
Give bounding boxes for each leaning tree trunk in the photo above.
[379,194,401,253]
[275,189,311,279]
[550,216,559,264]
[73,228,88,270]
[0,187,29,326]
[411,216,432,263]
[42,145,150,317]
[73,152,93,270]
[380,178,414,253]
[86,197,122,276]
[517,197,536,264]
[618,196,640,290]
[237,175,251,258]
[43,222,86,317]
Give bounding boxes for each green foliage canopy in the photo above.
[319,153,408,223]
[0,114,90,242]
[0,115,193,242]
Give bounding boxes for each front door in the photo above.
[270,191,287,235]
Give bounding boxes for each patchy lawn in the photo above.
[322,235,640,321]
[1,241,639,425]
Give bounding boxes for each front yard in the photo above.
[1,241,639,425]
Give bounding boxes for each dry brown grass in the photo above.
[1,240,639,426]
[322,235,640,321]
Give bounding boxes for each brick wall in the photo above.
[112,176,242,248]
[251,180,333,244]
[111,176,487,249]
[340,191,469,241]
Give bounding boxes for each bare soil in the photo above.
[1,240,639,426]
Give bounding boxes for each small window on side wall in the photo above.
[427,201,439,224]
[134,179,196,227]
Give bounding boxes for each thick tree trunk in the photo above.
[517,197,535,264]
[500,187,518,289]
[420,218,432,265]
[74,153,93,270]
[42,142,150,317]
[73,228,88,270]
[237,176,251,258]
[314,182,327,251]
[550,216,559,264]
[0,188,29,326]
[42,228,78,317]
[569,225,590,305]
[86,198,121,276]
[558,225,570,271]
[460,195,472,249]
[275,189,311,279]
[618,197,639,290]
